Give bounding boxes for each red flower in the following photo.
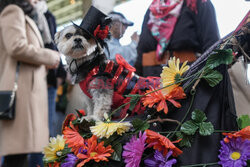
[76,135,114,167]
[94,25,109,40]
[145,129,182,157]
[142,86,186,114]
[223,126,250,143]
[63,122,85,155]
[77,109,86,117]
[62,113,77,132]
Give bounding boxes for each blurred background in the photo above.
[48,0,250,78]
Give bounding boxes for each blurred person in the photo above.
[135,0,220,77]
[33,0,67,138]
[133,0,238,165]
[0,0,60,166]
[27,0,66,166]
[104,11,139,66]
[228,12,250,117]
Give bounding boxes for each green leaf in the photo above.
[205,49,233,69]
[199,122,214,136]
[131,118,150,133]
[237,115,250,129]
[181,120,199,135]
[176,132,192,148]
[124,94,141,98]
[128,95,141,111]
[202,69,223,87]
[191,109,207,123]
[102,134,119,147]
[110,143,123,161]
[247,160,250,167]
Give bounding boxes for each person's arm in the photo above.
[196,0,220,52]
[0,5,59,66]
[121,39,138,66]
[108,39,138,66]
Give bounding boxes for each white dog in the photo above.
[55,25,114,121]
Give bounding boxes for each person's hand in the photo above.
[131,32,140,44]
[47,51,60,69]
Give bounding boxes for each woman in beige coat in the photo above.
[0,0,60,166]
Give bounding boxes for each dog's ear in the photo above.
[54,31,61,45]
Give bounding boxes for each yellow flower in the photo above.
[90,121,132,139]
[43,135,66,161]
[160,57,189,94]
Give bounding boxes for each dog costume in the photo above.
[62,6,161,119]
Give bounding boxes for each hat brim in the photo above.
[72,22,96,39]
[121,19,134,26]
[71,22,107,48]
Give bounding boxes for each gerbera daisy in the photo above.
[48,161,60,167]
[122,131,147,167]
[76,135,114,167]
[142,86,186,114]
[218,137,250,167]
[63,122,85,154]
[145,129,182,157]
[43,135,66,161]
[160,57,189,94]
[144,150,177,167]
[90,120,132,138]
[223,126,250,143]
[61,154,78,167]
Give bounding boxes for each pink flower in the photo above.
[122,131,147,167]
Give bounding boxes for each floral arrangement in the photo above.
[43,33,250,167]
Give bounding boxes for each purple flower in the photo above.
[218,137,250,167]
[122,131,147,167]
[78,147,87,154]
[61,154,78,167]
[144,150,177,167]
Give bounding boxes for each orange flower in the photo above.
[145,129,182,157]
[63,122,84,154]
[48,162,60,167]
[142,87,186,114]
[76,135,114,167]
[223,126,250,143]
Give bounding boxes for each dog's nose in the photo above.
[74,38,82,43]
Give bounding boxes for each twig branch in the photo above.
[237,42,250,61]
[192,70,204,91]
[147,116,181,125]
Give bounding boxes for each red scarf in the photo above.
[148,0,204,61]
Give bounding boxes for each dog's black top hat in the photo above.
[73,6,112,46]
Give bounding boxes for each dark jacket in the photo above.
[133,0,238,166]
[135,0,220,77]
[44,10,66,87]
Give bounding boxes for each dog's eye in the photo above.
[65,33,73,39]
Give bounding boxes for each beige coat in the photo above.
[228,61,250,116]
[0,5,59,156]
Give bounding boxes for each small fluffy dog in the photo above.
[55,25,112,120]
[55,24,160,121]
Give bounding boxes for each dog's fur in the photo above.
[55,25,114,121]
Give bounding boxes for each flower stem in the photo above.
[180,162,218,167]
[109,102,130,117]
[213,130,235,133]
[144,72,200,96]
[167,91,196,139]
[159,129,234,134]
[183,70,203,90]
